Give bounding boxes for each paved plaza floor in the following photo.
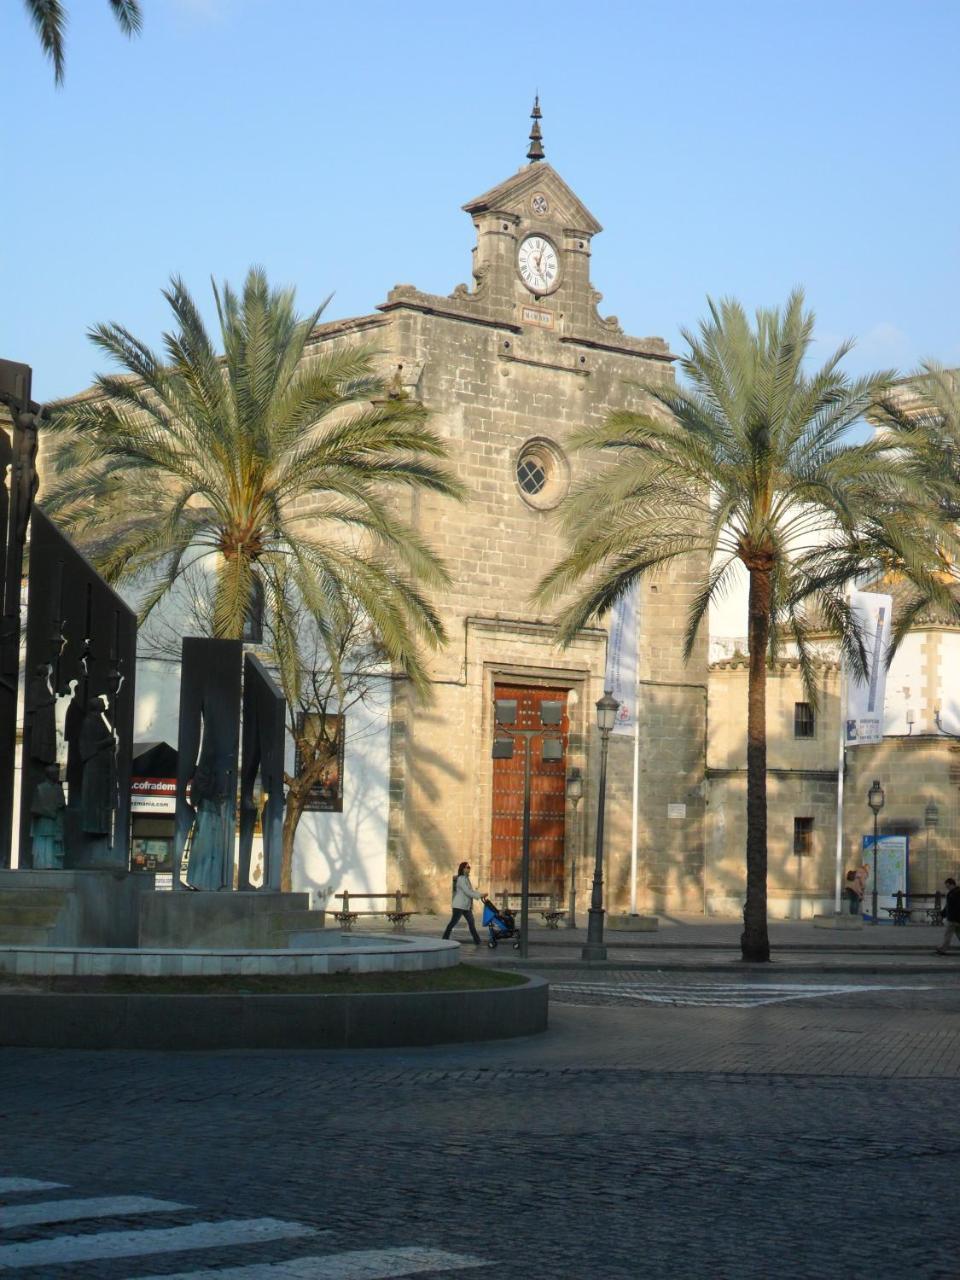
[1,931,958,1279]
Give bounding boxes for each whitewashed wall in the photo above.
[289,677,392,910]
[883,633,927,736]
[130,654,392,908]
[133,658,181,744]
[883,631,960,738]
[936,633,960,736]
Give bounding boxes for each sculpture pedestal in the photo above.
[139,891,324,949]
[0,870,149,946]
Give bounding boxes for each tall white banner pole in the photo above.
[605,582,641,914]
[630,708,640,914]
[838,589,893,913]
[833,660,846,915]
[629,584,642,915]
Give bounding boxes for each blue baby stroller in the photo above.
[482,898,521,949]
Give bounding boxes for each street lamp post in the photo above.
[493,696,565,959]
[582,689,620,962]
[867,779,885,925]
[565,767,583,929]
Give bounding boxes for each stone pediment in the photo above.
[463,163,602,235]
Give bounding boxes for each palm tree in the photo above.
[45,267,464,884]
[23,0,142,84]
[872,362,960,542]
[534,291,957,961]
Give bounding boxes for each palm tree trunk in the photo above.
[742,564,772,962]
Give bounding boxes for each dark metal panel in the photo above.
[22,512,135,866]
[173,637,242,890]
[19,509,137,869]
[238,653,286,891]
[0,423,13,864]
[0,359,39,867]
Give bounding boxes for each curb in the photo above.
[484,938,949,955]
[483,958,958,976]
[0,975,549,1050]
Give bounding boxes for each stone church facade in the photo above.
[298,122,709,914]
[36,114,960,917]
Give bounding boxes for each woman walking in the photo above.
[442,861,486,944]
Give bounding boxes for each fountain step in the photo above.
[0,935,459,978]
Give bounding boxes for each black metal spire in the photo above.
[526,95,544,163]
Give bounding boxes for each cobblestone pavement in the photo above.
[1,972,958,1279]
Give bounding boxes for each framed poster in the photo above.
[295,712,345,812]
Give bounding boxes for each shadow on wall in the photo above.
[399,716,463,912]
[292,686,393,909]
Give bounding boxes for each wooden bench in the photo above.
[333,890,412,932]
[883,890,913,925]
[901,891,944,925]
[881,890,947,926]
[496,891,567,929]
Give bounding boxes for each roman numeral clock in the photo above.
[517,233,560,295]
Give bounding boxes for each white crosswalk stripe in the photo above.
[132,1246,488,1279]
[552,980,933,1008]
[0,1217,318,1270]
[0,1195,186,1229]
[0,1176,489,1277]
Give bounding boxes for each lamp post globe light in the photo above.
[867,779,885,925]
[582,689,620,961]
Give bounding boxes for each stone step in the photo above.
[0,903,64,927]
[0,923,57,945]
[218,892,311,914]
[0,888,68,908]
[264,909,327,934]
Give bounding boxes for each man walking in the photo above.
[935,877,960,954]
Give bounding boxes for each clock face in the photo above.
[517,235,559,294]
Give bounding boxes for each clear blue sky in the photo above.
[3,0,959,402]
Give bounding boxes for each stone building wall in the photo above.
[299,157,709,913]
[843,738,960,893]
[707,652,960,916]
[706,659,841,917]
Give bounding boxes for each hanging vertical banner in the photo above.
[604,581,640,736]
[845,590,893,746]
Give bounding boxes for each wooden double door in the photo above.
[491,684,569,899]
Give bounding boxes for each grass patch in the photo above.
[1,963,528,996]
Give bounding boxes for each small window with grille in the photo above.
[794,702,815,738]
[517,454,547,495]
[794,816,814,855]
[513,438,570,510]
